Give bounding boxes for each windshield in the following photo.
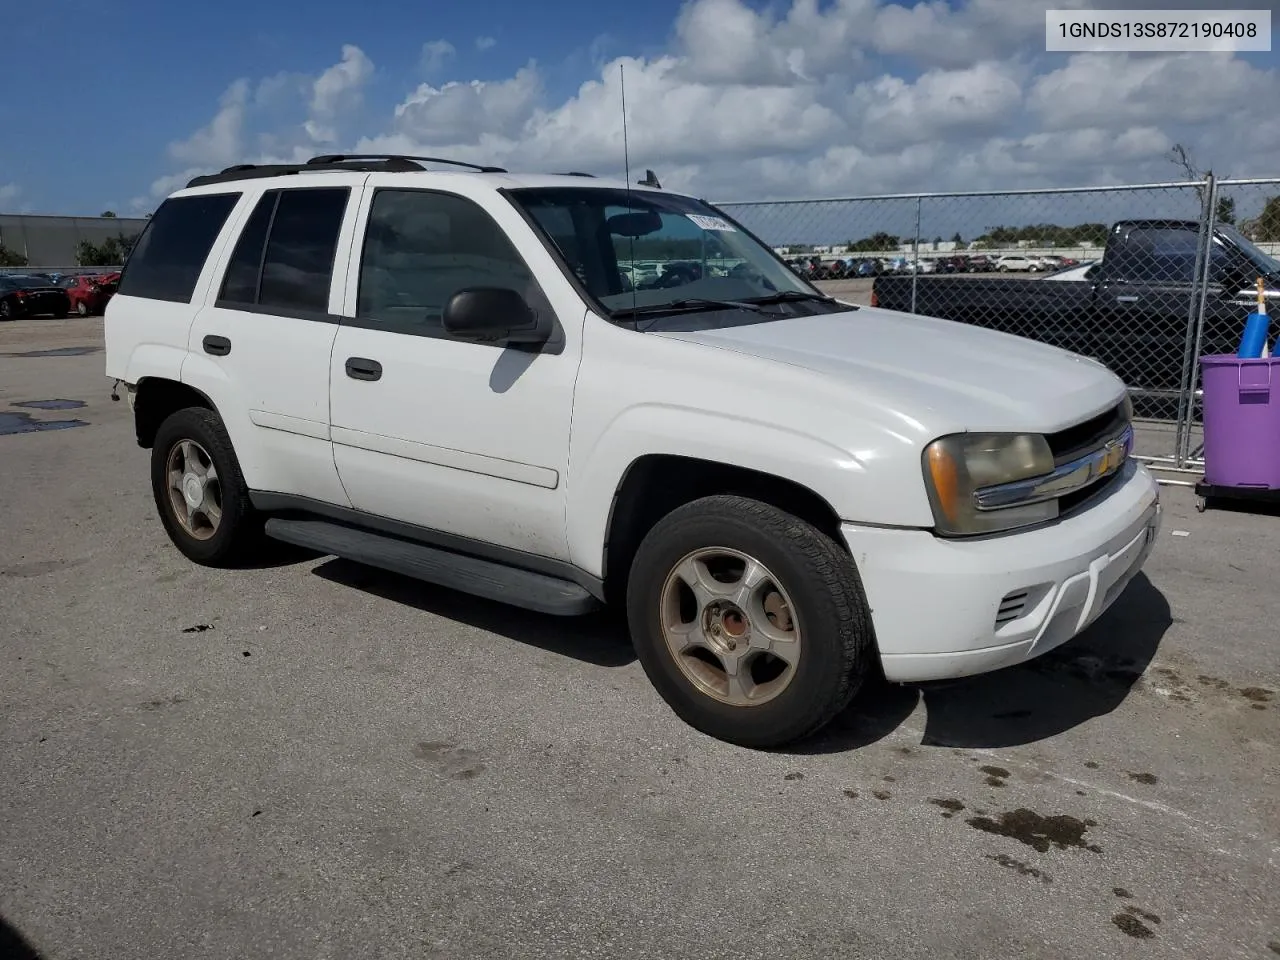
[505,186,833,324]
[1218,223,1280,276]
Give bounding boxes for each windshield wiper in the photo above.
[745,290,847,306]
[611,297,772,319]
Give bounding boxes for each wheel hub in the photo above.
[704,601,749,653]
[182,473,204,509]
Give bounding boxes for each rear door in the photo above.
[183,183,362,506]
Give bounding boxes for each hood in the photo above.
[651,306,1126,435]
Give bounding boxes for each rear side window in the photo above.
[116,193,239,303]
[216,186,350,316]
[219,192,275,304]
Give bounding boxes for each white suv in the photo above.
[104,154,1161,748]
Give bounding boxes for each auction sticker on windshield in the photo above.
[687,214,737,232]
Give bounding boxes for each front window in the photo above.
[506,186,839,328]
[1218,223,1280,277]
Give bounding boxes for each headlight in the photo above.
[923,432,1056,536]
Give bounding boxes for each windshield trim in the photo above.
[1219,222,1280,276]
[498,185,827,325]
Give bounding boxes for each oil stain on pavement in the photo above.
[12,399,86,410]
[966,808,1102,854]
[1112,904,1161,939]
[2,345,101,357]
[0,412,88,435]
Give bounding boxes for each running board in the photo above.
[264,517,600,616]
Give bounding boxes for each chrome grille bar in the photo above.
[973,424,1134,512]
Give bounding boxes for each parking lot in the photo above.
[1,316,1276,959]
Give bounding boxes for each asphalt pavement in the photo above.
[0,317,1276,960]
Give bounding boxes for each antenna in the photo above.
[620,62,638,316]
[620,63,632,194]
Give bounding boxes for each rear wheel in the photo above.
[626,495,875,749]
[76,300,89,316]
[150,407,263,566]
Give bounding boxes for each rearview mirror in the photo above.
[606,211,662,238]
[442,287,551,344]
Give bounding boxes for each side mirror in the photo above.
[442,287,551,344]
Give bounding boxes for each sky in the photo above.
[1,0,1278,223]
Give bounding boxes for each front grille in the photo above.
[1058,468,1124,515]
[1046,402,1128,464]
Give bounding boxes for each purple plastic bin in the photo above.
[1199,355,1280,489]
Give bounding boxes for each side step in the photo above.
[264,517,600,616]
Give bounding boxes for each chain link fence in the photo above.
[717,178,1280,477]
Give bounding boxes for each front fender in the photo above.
[565,402,931,578]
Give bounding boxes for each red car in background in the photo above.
[64,272,120,316]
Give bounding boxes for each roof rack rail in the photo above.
[308,154,508,174]
[185,158,416,188]
[184,153,508,189]
[558,171,596,177]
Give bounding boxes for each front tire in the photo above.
[626,495,875,749]
[150,407,263,566]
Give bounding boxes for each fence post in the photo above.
[910,196,922,314]
[1173,174,1217,469]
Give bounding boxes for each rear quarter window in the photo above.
[116,192,240,303]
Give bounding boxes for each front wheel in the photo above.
[626,495,876,749]
[150,407,264,566]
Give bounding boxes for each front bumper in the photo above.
[842,459,1162,683]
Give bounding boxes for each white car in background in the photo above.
[994,255,1044,272]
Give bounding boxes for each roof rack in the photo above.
[184,153,507,189]
[557,171,596,177]
[307,154,508,174]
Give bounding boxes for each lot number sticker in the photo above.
[687,214,737,232]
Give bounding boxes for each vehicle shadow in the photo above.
[235,540,325,570]
[793,572,1173,754]
[309,557,637,668]
[0,913,45,960]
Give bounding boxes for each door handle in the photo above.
[202,335,231,356]
[345,357,382,381]
[1115,295,1139,303]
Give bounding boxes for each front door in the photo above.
[327,182,584,562]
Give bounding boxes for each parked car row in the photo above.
[0,270,119,319]
[785,252,1084,280]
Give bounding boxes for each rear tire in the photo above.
[150,407,264,566]
[76,300,89,316]
[626,495,875,749]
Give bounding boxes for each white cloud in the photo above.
[166,78,251,168]
[389,62,542,144]
[475,36,496,51]
[145,0,1280,208]
[421,40,455,75]
[306,43,374,142]
[153,45,375,196]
